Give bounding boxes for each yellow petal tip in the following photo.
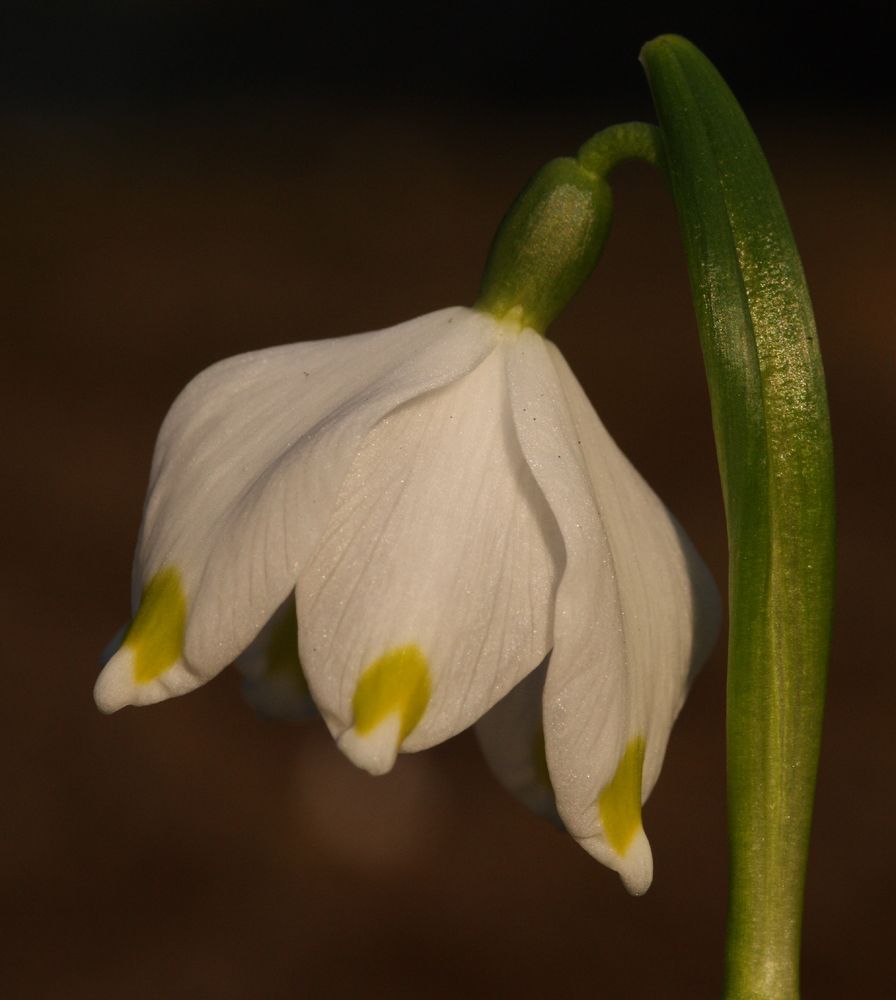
[124,567,187,685]
[338,715,403,775]
[598,736,646,857]
[339,645,432,772]
[616,828,653,895]
[576,824,653,896]
[352,644,431,741]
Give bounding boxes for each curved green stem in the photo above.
[577,122,662,176]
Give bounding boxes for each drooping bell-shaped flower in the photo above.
[96,153,719,894]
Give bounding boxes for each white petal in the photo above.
[95,307,497,713]
[297,341,564,774]
[506,331,720,893]
[474,658,560,823]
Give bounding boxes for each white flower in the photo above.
[96,306,719,894]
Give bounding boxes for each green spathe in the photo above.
[475,123,662,335]
[476,157,613,334]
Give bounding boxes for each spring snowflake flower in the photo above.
[96,305,719,893]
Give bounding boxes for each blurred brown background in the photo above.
[2,3,893,998]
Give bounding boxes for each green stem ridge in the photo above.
[641,35,835,1000]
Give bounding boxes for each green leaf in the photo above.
[640,35,835,1000]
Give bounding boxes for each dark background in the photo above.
[3,4,893,998]
[1,2,893,113]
